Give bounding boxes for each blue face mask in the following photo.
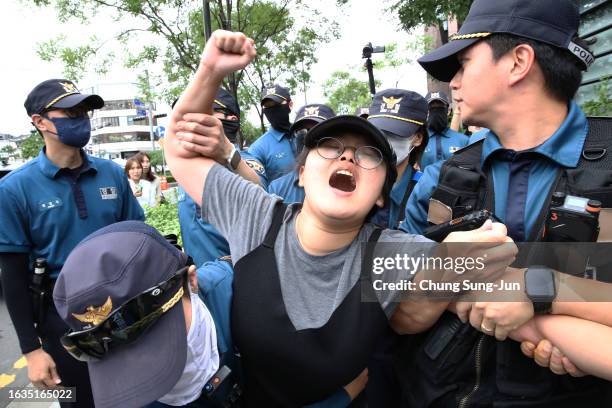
[46,116,92,148]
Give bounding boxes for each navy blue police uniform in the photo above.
[0,79,144,408]
[247,84,295,182]
[420,91,469,170]
[267,103,335,203]
[178,89,267,267]
[397,1,610,406]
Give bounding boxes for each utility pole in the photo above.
[203,0,212,41]
[145,69,155,151]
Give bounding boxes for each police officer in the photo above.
[177,88,267,267]
[0,79,144,407]
[395,0,611,406]
[367,89,428,229]
[419,91,469,170]
[267,103,335,203]
[247,84,295,182]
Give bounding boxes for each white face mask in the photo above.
[158,292,220,406]
[386,133,416,164]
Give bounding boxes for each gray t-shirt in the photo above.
[202,164,430,330]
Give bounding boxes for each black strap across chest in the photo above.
[430,117,612,242]
[231,203,387,407]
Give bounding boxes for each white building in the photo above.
[83,83,167,165]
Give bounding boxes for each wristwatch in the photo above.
[226,145,241,173]
[524,266,556,314]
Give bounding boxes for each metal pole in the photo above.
[365,58,376,97]
[203,0,212,41]
[145,70,155,151]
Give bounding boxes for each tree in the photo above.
[581,79,612,117]
[1,145,16,157]
[323,71,377,115]
[30,0,341,135]
[19,132,45,159]
[390,0,473,36]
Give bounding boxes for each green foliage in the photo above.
[581,79,612,117]
[240,118,262,146]
[28,0,342,133]
[36,35,114,79]
[146,149,165,168]
[1,145,16,155]
[391,0,473,32]
[19,132,45,159]
[323,71,377,115]
[144,201,182,245]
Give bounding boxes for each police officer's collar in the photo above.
[270,127,289,141]
[38,148,97,179]
[429,127,451,137]
[481,101,587,169]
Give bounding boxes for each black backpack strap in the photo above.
[430,139,491,220]
[262,202,288,248]
[394,167,418,229]
[528,116,612,241]
[360,227,384,283]
[577,117,612,169]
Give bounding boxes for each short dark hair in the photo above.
[482,34,585,102]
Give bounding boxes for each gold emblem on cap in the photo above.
[381,96,403,114]
[59,82,78,93]
[266,87,276,96]
[304,106,320,117]
[72,296,113,326]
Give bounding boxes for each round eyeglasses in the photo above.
[316,137,383,170]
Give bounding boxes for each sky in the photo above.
[1,0,427,136]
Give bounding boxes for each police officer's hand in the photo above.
[200,30,256,79]
[343,368,368,401]
[24,348,61,388]
[521,339,586,377]
[443,220,517,283]
[176,113,233,163]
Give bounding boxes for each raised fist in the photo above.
[200,30,256,79]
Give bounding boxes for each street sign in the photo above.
[136,109,147,117]
[134,98,145,107]
[155,126,166,138]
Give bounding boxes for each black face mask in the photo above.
[264,104,291,132]
[427,107,448,133]
[220,118,240,144]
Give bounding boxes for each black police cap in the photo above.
[419,0,594,82]
[290,104,335,133]
[24,79,104,116]
[213,88,240,118]
[261,84,291,105]
[425,91,450,107]
[368,89,428,139]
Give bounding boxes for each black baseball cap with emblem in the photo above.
[368,89,428,139]
[290,103,335,133]
[24,79,104,116]
[418,0,595,82]
[260,84,291,105]
[425,91,450,107]
[213,88,240,118]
